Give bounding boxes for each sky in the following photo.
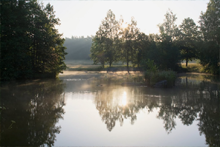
[40,0,209,38]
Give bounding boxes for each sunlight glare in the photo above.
[121,91,127,106]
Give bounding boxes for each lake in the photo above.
[1,71,220,146]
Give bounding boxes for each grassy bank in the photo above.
[65,60,142,71]
[180,63,204,73]
[64,60,205,74]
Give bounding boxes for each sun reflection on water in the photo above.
[120,91,127,106]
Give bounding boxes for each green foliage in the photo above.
[144,70,177,87]
[91,11,142,69]
[156,10,181,70]
[157,40,181,70]
[90,10,120,67]
[120,17,140,68]
[198,41,219,74]
[88,3,220,75]
[198,0,220,75]
[131,33,149,67]
[0,0,66,81]
[141,59,158,73]
[142,59,176,88]
[90,35,106,68]
[139,10,181,71]
[178,18,198,66]
[84,2,220,75]
[141,36,181,71]
[158,9,179,41]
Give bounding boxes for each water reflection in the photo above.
[92,74,220,146]
[0,79,65,146]
[1,73,220,146]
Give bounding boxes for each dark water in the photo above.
[1,72,220,146]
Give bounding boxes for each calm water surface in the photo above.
[1,72,220,146]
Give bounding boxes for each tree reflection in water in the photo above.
[93,75,220,146]
[95,87,141,131]
[0,79,65,146]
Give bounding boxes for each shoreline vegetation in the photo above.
[1,0,219,81]
[65,60,204,73]
[64,60,206,88]
[65,59,212,87]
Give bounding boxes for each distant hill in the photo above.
[64,36,92,60]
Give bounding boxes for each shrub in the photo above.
[141,59,158,73]
[144,70,177,87]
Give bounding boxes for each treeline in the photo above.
[1,0,66,81]
[91,0,220,74]
[64,36,92,60]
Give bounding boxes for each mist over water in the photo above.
[1,72,219,146]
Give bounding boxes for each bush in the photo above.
[141,59,158,73]
[144,70,177,87]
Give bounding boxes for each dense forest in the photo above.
[90,0,220,74]
[1,0,66,81]
[64,36,92,60]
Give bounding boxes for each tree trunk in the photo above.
[186,58,188,67]
[127,60,129,73]
[186,49,189,67]
[102,62,104,68]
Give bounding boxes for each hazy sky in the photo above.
[40,0,209,38]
